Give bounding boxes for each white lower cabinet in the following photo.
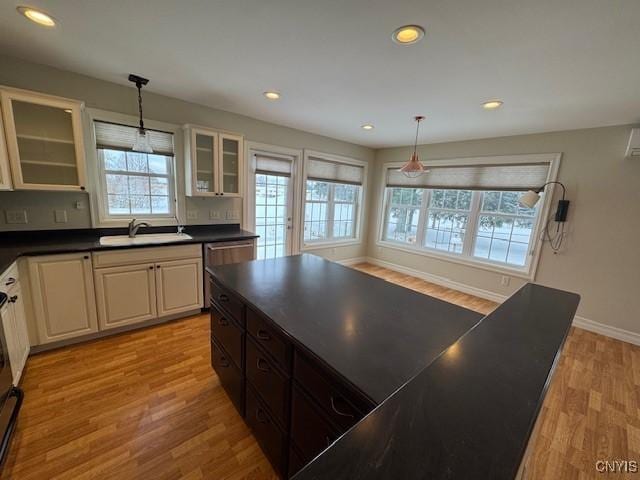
[93,245,203,332]
[0,264,30,384]
[156,258,204,317]
[94,263,157,330]
[28,253,99,344]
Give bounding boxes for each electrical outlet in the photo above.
[209,210,220,220]
[501,276,510,287]
[186,210,198,220]
[5,210,27,224]
[75,200,85,210]
[226,210,240,220]
[54,210,68,223]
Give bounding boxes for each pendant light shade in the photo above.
[400,116,428,178]
[128,74,153,154]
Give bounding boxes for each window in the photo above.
[302,152,366,246]
[255,173,289,259]
[304,181,360,242]
[473,191,537,266]
[380,156,558,273]
[383,188,538,268]
[94,121,175,219]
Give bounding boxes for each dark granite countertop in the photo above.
[209,254,483,404]
[0,293,6,308]
[0,224,257,274]
[293,283,580,480]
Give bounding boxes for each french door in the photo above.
[247,146,300,260]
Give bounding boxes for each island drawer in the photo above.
[211,339,244,416]
[245,384,287,476]
[291,385,341,465]
[294,350,373,432]
[210,304,243,370]
[247,307,291,373]
[246,337,290,428]
[210,279,245,326]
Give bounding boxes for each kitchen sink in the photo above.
[99,233,193,246]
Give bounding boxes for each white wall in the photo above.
[369,125,640,336]
[0,55,375,261]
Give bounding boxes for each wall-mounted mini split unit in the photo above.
[625,128,640,158]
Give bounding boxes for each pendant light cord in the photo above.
[136,84,145,133]
[413,118,421,156]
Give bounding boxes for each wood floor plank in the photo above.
[1,262,637,479]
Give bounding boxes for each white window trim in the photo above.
[375,153,561,280]
[300,149,368,251]
[84,108,185,228]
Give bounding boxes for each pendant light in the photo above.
[399,116,427,178]
[128,74,153,153]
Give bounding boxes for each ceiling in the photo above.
[1,0,639,148]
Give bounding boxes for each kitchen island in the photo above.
[207,254,579,479]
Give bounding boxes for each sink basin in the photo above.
[99,233,193,246]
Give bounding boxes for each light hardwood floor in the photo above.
[2,263,637,479]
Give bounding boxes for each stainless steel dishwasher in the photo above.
[204,240,256,305]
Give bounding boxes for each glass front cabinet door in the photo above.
[184,125,243,197]
[0,89,87,191]
[0,99,12,191]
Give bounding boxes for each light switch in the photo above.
[186,210,198,220]
[209,210,220,219]
[225,210,240,220]
[5,210,27,224]
[55,210,68,223]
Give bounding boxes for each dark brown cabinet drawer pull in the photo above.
[256,408,269,424]
[256,357,270,372]
[218,294,229,302]
[330,396,354,418]
[256,329,270,341]
[218,316,229,326]
[219,355,230,368]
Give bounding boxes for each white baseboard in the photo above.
[362,256,640,347]
[334,256,367,266]
[363,256,508,304]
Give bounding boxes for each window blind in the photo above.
[255,153,292,177]
[306,156,364,185]
[94,121,174,156]
[386,162,550,191]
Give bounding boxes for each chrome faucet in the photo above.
[128,219,151,238]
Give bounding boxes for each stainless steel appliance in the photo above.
[0,293,23,467]
[204,240,256,305]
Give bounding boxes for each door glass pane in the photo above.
[195,133,215,193]
[222,137,239,194]
[12,100,79,186]
[255,173,289,260]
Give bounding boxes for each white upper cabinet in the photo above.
[184,125,243,197]
[0,100,12,191]
[1,88,88,192]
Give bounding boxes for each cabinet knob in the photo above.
[83,255,89,260]
[218,294,229,302]
[80,186,86,191]
[149,266,154,270]
[220,192,224,196]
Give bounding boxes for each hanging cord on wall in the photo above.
[540,184,568,253]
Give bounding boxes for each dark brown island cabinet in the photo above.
[209,276,375,478]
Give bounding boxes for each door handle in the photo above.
[256,408,268,424]
[256,329,270,341]
[4,278,16,286]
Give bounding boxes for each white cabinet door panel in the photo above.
[156,258,203,317]
[28,254,98,344]
[94,263,157,330]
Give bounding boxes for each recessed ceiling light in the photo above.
[17,6,56,27]
[263,91,281,100]
[392,25,425,45]
[361,124,374,131]
[482,100,503,110]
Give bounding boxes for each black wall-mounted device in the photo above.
[554,199,570,222]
